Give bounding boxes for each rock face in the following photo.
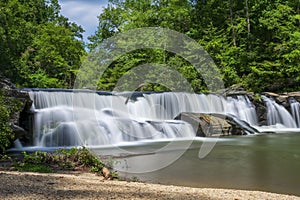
[0,78,32,147]
[175,112,257,137]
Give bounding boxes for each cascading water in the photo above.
[30,91,199,147]
[127,92,258,124]
[262,96,297,128]
[290,97,300,127]
[226,95,258,125]
[28,90,260,147]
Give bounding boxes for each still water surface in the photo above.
[91,133,300,196]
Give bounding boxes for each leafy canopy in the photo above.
[89,0,300,93]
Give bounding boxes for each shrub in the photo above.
[0,89,23,154]
[0,92,13,153]
[13,147,117,178]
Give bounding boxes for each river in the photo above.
[91,133,300,196]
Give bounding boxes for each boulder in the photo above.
[174,112,257,137]
[174,112,229,136]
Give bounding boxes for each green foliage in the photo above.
[0,154,12,161]
[14,163,53,173]
[0,103,12,153]
[92,47,206,92]
[88,0,300,93]
[22,151,48,164]
[0,0,86,88]
[18,22,85,88]
[0,89,23,153]
[253,93,263,102]
[13,147,111,176]
[13,151,53,172]
[55,147,105,170]
[1,0,299,92]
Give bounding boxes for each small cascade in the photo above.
[262,96,297,128]
[226,95,258,125]
[290,98,300,127]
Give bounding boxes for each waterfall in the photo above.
[30,91,198,147]
[262,96,297,128]
[290,98,300,127]
[128,93,258,124]
[28,90,259,147]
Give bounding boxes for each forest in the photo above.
[0,0,300,93]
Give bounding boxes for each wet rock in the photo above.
[0,78,17,90]
[11,125,26,139]
[277,95,289,103]
[287,92,300,103]
[250,95,268,126]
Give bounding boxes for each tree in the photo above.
[88,0,206,92]
[19,22,85,88]
[243,1,300,92]
[90,0,300,92]
[0,0,85,88]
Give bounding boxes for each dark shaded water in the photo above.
[91,133,300,196]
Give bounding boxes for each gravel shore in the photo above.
[0,171,299,200]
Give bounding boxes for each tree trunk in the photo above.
[245,0,251,49]
[229,0,236,46]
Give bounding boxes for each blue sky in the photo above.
[58,0,109,43]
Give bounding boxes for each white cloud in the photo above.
[59,0,108,43]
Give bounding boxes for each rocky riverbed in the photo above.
[0,171,299,200]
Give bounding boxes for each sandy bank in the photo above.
[0,171,299,200]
